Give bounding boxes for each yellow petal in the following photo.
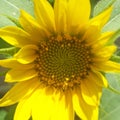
[81,78,102,106]
[54,0,68,33]
[0,79,39,107]
[93,45,117,62]
[32,88,74,120]
[51,91,74,120]
[0,58,35,69]
[14,45,38,64]
[32,88,53,120]
[34,0,55,32]
[99,31,114,41]
[20,10,48,41]
[89,71,108,88]
[72,87,99,120]
[83,25,100,44]
[95,32,115,47]
[90,6,112,28]
[14,92,38,120]
[5,68,37,82]
[96,61,120,73]
[0,26,37,47]
[14,99,31,120]
[68,0,91,32]
[0,58,22,68]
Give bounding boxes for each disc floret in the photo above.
[35,34,92,90]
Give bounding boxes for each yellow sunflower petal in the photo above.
[95,32,115,49]
[0,27,36,47]
[99,31,114,41]
[54,0,68,33]
[32,88,74,120]
[72,87,99,120]
[14,99,31,120]
[83,25,100,44]
[51,91,74,120]
[34,0,55,32]
[81,77,102,106]
[5,68,37,82]
[0,79,39,107]
[0,58,22,68]
[93,45,117,62]
[20,10,48,41]
[96,61,120,72]
[14,45,38,64]
[68,0,91,32]
[90,71,108,87]
[14,92,38,120]
[32,88,53,120]
[0,58,35,69]
[90,6,112,28]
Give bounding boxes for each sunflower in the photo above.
[0,0,120,120]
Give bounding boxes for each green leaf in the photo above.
[110,55,120,63]
[0,0,34,27]
[93,0,116,16]
[103,14,120,31]
[0,70,7,77]
[0,38,12,48]
[0,47,19,56]
[6,16,22,27]
[0,0,34,18]
[0,0,19,18]
[0,15,16,27]
[5,104,17,120]
[110,0,120,19]
[0,109,7,120]
[94,0,120,32]
[102,0,120,32]
[48,0,54,5]
[106,29,120,45]
[99,73,120,120]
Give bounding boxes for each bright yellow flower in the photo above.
[0,0,120,120]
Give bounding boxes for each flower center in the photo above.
[35,34,92,90]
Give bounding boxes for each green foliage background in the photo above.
[0,0,120,120]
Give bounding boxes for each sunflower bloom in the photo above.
[0,0,120,120]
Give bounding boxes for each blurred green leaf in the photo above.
[110,0,120,19]
[0,47,18,55]
[0,16,16,28]
[106,29,120,45]
[0,38,11,48]
[0,0,34,27]
[93,0,120,32]
[0,109,7,120]
[93,0,116,16]
[99,73,120,120]
[48,0,54,5]
[5,104,17,120]
[103,13,120,31]
[110,55,120,63]
[6,16,21,27]
[94,0,120,46]
[100,0,120,35]
[0,0,34,18]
